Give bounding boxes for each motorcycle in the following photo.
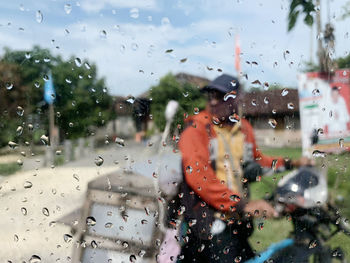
[247,166,350,263]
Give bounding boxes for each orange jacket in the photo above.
[178,110,285,212]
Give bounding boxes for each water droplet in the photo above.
[63,234,73,242]
[165,49,174,53]
[161,17,171,26]
[21,207,27,215]
[25,52,31,59]
[91,240,98,248]
[42,207,50,216]
[74,57,82,67]
[43,57,50,63]
[271,159,278,171]
[126,96,135,104]
[43,75,49,81]
[34,81,40,88]
[251,99,257,106]
[263,97,269,104]
[29,255,41,263]
[258,222,264,230]
[36,10,43,23]
[17,159,23,166]
[14,234,19,242]
[194,107,199,114]
[127,255,136,262]
[69,122,74,127]
[17,106,24,116]
[130,8,139,19]
[186,166,193,174]
[105,222,113,228]
[84,62,91,69]
[100,30,107,39]
[339,138,344,148]
[40,135,49,145]
[287,102,294,109]
[64,4,72,14]
[24,181,33,189]
[268,119,277,128]
[138,250,146,257]
[229,113,240,123]
[8,141,18,149]
[309,240,317,249]
[73,173,79,181]
[86,216,96,226]
[120,44,126,53]
[141,219,148,225]
[6,83,13,90]
[281,89,289,96]
[180,58,187,63]
[312,150,326,158]
[223,91,237,101]
[16,126,23,136]
[198,244,205,252]
[94,156,104,166]
[65,78,72,84]
[234,256,242,262]
[115,137,125,147]
[230,194,241,202]
[131,43,138,51]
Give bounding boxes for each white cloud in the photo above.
[79,0,158,13]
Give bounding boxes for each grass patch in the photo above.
[0,162,21,176]
[248,147,350,260]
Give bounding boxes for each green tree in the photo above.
[0,46,114,146]
[287,0,315,31]
[150,73,206,132]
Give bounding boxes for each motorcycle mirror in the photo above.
[165,100,179,122]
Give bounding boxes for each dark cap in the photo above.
[202,74,240,94]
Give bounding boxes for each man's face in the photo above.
[207,90,240,122]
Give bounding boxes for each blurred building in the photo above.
[242,89,301,147]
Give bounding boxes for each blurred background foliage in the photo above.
[149,73,206,132]
[0,46,115,147]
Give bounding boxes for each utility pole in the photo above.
[315,0,326,72]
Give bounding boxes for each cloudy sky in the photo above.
[0,0,349,96]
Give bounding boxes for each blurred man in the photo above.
[175,74,307,262]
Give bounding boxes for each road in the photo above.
[0,141,155,262]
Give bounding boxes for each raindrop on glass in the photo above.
[36,10,43,23]
[86,216,96,226]
[339,138,344,148]
[287,102,294,109]
[64,234,73,242]
[8,141,18,149]
[24,181,33,189]
[130,8,139,19]
[100,30,107,39]
[64,4,72,14]
[131,43,138,51]
[42,207,50,216]
[21,207,27,215]
[6,83,13,90]
[84,62,91,69]
[223,91,237,101]
[16,126,23,136]
[29,255,41,263]
[94,156,104,166]
[74,57,82,67]
[268,119,277,128]
[40,135,49,145]
[312,150,326,158]
[17,106,24,116]
[263,97,269,104]
[281,89,288,96]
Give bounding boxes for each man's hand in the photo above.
[243,200,277,218]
